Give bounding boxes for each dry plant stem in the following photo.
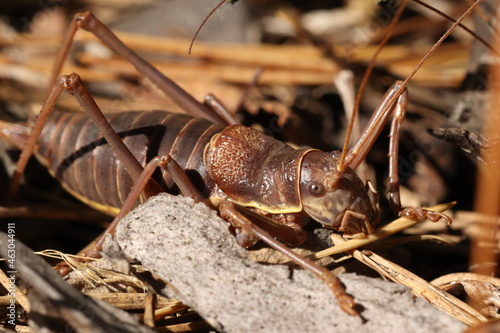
[82,293,178,311]
[144,303,188,322]
[0,268,30,312]
[143,292,157,328]
[0,234,154,332]
[334,70,368,181]
[70,34,340,76]
[334,71,359,145]
[372,234,457,249]
[76,52,339,85]
[158,321,215,332]
[151,305,187,322]
[431,272,500,289]
[1,31,469,87]
[470,24,500,278]
[312,202,455,259]
[329,234,487,326]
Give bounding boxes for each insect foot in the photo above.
[399,206,452,226]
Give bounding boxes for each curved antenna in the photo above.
[336,0,486,174]
[412,0,498,56]
[336,0,408,175]
[384,0,485,116]
[188,0,236,55]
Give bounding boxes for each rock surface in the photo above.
[114,194,466,333]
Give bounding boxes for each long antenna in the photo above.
[336,0,408,174]
[188,0,235,55]
[337,0,486,174]
[384,0,485,119]
[412,0,498,56]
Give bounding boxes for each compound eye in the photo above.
[308,182,326,197]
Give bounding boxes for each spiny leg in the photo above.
[59,150,357,316]
[228,205,307,247]
[342,81,405,171]
[387,88,407,213]
[9,73,161,197]
[340,0,485,174]
[8,79,65,197]
[219,201,359,316]
[386,89,452,225]
[49,11,228,125]
[337,81,450,225]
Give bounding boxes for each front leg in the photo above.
[387,85,451,225]
[71,153,359,316]
[228,206,308,247]
[219,201,359,316]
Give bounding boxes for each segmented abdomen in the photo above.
[36,110,224,215]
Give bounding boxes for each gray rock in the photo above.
[115,193,466,333]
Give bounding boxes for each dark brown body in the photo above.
[19,107,377,240]
[35,110,224,215]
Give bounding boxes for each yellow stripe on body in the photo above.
[63,184,121,216]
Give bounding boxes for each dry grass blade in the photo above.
[0,269,30,312]
[329,233,488,326]
[35,249,102,287]
[0,233,155,332]
[84,292,179,310]
[432,272,500,288]
[470,10,500,281]
[432,273,500,318]
[0,29,468,87]
[143,292,156,327]
[369,234,458,249]
[312,202,455,259]
[35,250,144,291]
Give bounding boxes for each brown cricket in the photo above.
[0,2,479,316]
